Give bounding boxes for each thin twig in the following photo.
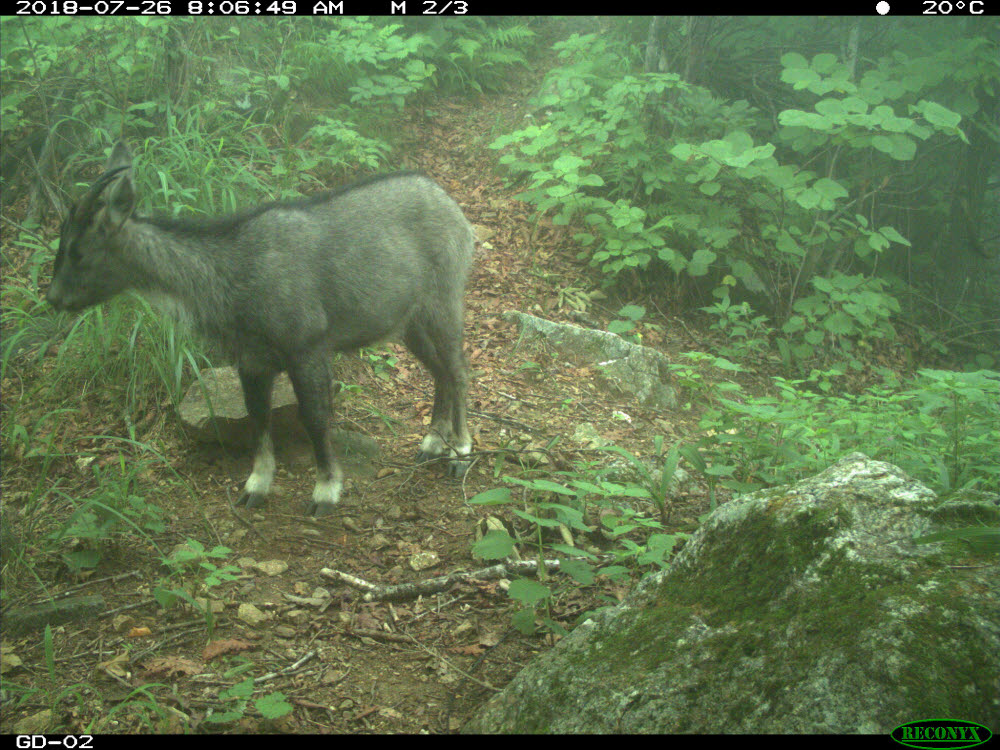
[321,560,563,602]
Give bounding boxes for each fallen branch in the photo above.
[252,650,317,685]
[320,560,563,602]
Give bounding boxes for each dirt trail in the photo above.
[2,76,705,734]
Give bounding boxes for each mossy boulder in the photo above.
[465,453,1000,733]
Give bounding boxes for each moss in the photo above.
[585,492,998,724]
[660,498,843,622]
[467,460,999,732]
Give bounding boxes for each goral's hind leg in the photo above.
[406,316,472,476]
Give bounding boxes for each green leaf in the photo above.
[472,530,516,560]
[511,608,536,635]
[256,692,294,719]
[804,329,825,345]
[528,479,578,495]
[540,617,570,637]
[511,509,563,528]
[539,502,592,532]
[823,311,855,335]
[913,527,1000,554]
[723,130,753,152]
[508,578,551,607]
[915,100,961,129]
[783,69,821,91]
[813,178,848,202]
[553,153,586,173]
[227,678,255,698]
[868,232,889,253]
[549,543,599,561]
[841,96,869,114]
[780,52,809,69]
[670,143,697,160]
[872,133,916,161]
[618,304,646,321]
[815,98,845,118]
[878,226,911,246]
[776,232,804,258]
[811,53,838,73]
[204,709,243,724]
[153,586,179,609]
[688,248,716,276]
[468,488,512,505]
[560,558,595,584]
[782,315,806,334]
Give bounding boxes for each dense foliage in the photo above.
[489,21,998,370]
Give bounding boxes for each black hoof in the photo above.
[305,501,338,518]
[415,450,470,477]
[415,450,437,465]
[237,490,268,509]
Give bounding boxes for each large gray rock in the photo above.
[465,453,1000,733]
[503,312,677,411]
[178,367,305,448]
[177,366,378,465]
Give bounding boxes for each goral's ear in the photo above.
[106,141,133,174]
[101,142,136,232]
[104,168,135,231]
[75,140,137,234]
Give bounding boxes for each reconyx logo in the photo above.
[892,720,992,750]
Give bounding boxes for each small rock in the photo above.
[409,551,440,571]
[237,603,270,626]
[253,560,289,576]
[14,709,52,735]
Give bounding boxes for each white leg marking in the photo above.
[420,432,448,456]
[452,438,472,459]
[244,437,275,495]
[312,477,343,507]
